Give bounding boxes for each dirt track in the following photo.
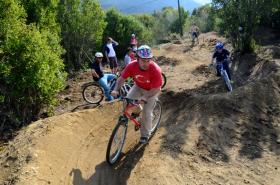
[1,32,280,185]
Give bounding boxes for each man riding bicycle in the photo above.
[91,52,116,101]
[111,45,162,144]
[211,42,233,82]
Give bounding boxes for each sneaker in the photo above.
[139,137,149,144]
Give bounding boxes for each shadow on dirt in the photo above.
[71,103,99,112]
[159,54,280,162]
[70,143,146,185]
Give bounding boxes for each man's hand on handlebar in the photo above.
[111,90,119,98]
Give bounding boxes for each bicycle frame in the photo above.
[215,61,232,92]
[216,62,225,74]
[122,99,142,127]
[216,62,229,79]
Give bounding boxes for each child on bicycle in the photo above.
[111,45,162,144]
[91,52,116,101]
[211,42,232,82]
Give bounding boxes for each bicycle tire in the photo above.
[161,73,167,89]
[222,71,233,92]
[82,83,104,104]
[150,100,162,134]
[106,117,128,165]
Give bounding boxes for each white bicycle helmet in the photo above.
[95,52,103,58]
[136,45,153,59]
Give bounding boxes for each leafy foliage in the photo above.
[212,0,280,52]
[58,0,106,72]
[0,0,66,127]
[103,9,153,56]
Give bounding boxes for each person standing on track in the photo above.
[111,45,162,144]
[189,23,200,44]
[130,33,138,51]
[104,37,119,74]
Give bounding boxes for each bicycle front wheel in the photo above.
[151,100,162,134]
[222,71,233,92]
[106,117,128,165]
[82,83,104,104]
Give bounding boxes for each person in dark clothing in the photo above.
[211,42,232,82]
[91,52,116,101]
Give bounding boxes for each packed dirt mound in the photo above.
[154,56,180,66]
[1,32,280,185]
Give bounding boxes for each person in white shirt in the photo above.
[124,47,134,67]
[104,37,119,74]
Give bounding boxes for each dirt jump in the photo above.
[1,32,280,185]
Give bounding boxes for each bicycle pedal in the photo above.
[131,112,140,119]
[134,125,140,131]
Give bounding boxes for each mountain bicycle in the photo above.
[82,75,132,104]
[106,97,162,165]
[210,60,233,92]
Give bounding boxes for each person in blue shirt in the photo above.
[91,52,116,101]
[211,42,232,82]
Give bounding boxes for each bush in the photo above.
[103,9,153,57]
[58,0,106,72]
[0,0,66,126]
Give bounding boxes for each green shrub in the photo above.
[0,0,66,125]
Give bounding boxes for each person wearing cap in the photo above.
[111,45,162,144]
[91,52,116,101]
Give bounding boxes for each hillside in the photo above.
[99,0,201,14]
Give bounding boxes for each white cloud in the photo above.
[193,0,212,5]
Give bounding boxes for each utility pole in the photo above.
[177,0,183,36]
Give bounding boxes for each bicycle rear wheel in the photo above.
[150,100,162,134]
[82,83,104,104]
[106,117,128,165]
[161,73,167,89]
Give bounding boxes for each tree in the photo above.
[134,14,156,30]
[58,0,106,72]
[170,7,189,34]
[212,0,280,52]
[0,0,66,128]
[103,9,153,56]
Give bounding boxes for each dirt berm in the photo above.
[0,32,280,185]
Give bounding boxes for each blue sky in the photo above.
[193,0,212,5]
